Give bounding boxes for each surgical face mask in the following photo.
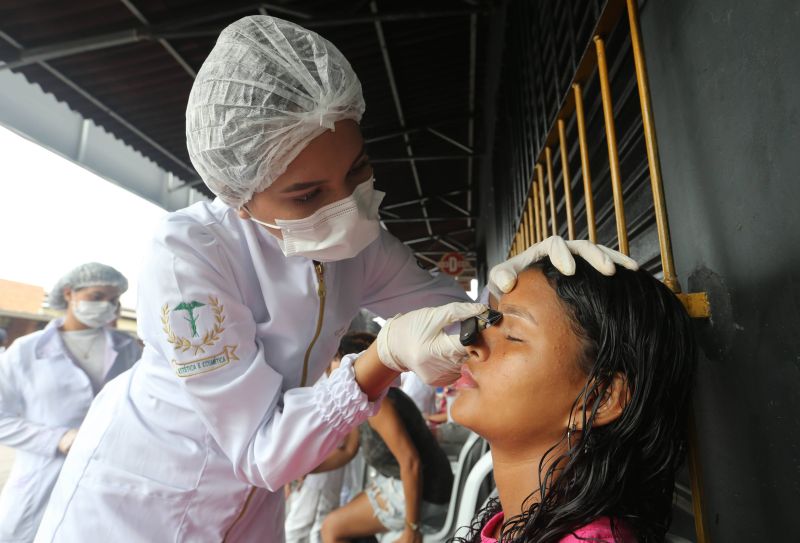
[72,300,117,328]
[246,177,385,262]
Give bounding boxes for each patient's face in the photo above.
[451,268,589,449]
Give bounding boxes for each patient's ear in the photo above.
[571,372,630,429]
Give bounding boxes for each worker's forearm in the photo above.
[353,342,399,402]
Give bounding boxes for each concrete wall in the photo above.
[640,0,800,538]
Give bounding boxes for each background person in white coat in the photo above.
[36,16,634,543]
[0,262,142,542]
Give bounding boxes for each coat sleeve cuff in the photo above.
[312,353,386,432]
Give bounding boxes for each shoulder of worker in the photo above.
[359,227,412,260]
[0,322,56,366]
[152,198,241,248]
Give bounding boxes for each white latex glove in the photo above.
[377,302,487,386]
[488,236,639,299]
[57,428,79,455]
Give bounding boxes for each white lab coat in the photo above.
[0,319,141,542]
[36,199,466,542]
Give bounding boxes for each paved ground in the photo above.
[0,446,14,491]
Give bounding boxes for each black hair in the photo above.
[454,258,697,542]
[337,331,377,359]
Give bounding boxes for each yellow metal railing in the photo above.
[504,1,710,540]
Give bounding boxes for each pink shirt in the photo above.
[480,512,634,542]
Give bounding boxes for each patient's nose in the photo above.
[466,332,490,362]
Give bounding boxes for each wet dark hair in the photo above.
[337,331,377,359]
[454,258,697,543]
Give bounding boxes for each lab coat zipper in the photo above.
[300,262,326,387]
[222,263,327,540]
[222,486,257,542]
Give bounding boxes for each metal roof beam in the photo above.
[467,12,478,229]
[0,29,198,181]
[0,68,203,211]
[369,155,476,163]
[436,195,472,217]
[426,127,473,154]
[363,117,473,144]
[0,9,488,71]
[303,9,487,28]
[370,1,433,237]
[382,190,468,210]
[0,30,145,71]
[379,216,477,223]
[119,0,197,79]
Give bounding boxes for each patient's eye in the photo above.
[505,335,524,343]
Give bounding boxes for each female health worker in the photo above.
[0,263,141,542]
[35,16,635,543]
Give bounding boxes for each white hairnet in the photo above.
[48,263,128,310]
[186,15,366,208]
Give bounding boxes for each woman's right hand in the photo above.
[57,428,79,455]
[376,302,487,386]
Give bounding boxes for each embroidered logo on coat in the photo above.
[161,296,226,356]
[161,296,239,377]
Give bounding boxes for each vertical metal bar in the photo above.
[521,209,528,250]
[687,412,709,543]
[533,180,542,242]
[537,164,549,239]
[527,196,536,246]
[572,83,597,243]
[627,0,679,291]
[524,206,532,249]
[545,146,558,236]
[557,119,576,240]
[594,36,629,254]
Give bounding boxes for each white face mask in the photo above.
[246,178,385,262]
[72,300,117,328]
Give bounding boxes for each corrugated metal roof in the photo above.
[0,0,496,277]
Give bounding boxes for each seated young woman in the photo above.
[451,258,697,542]
[319,364,454,543]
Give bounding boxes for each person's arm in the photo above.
[312,428,360,473]
[368,397,423,543]
[137,215,387,492]
[360,230,469,318]
[0,346,72,456]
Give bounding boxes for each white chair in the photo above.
[451,451,494,540]
[420,432,487,543]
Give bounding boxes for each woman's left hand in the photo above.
[487,235,639,299]
[393,526,422,543]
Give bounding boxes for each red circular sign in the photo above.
[438,252,466,276]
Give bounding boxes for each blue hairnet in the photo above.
[48,263,128,310]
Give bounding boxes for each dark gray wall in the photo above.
[640,0,800,538]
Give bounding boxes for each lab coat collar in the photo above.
[34,317,67,359]
[34,318,133,359]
